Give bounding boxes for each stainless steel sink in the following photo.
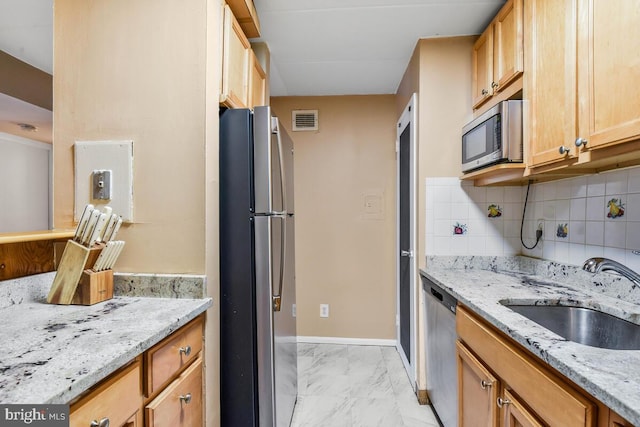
[503,304,640,350]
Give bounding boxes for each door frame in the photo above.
[396,93,418,388]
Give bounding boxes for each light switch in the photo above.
[92,169,112,200]
[75,141,133,221]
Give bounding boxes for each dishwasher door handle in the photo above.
[430,287,443,301]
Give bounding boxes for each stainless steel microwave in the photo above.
[461,100,523,173]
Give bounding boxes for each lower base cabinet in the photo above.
[145,358,203,427]
[455,305,635,427]
[69,316,204,427]
[70,359,143,427]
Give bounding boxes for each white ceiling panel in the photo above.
[255,0,505,96]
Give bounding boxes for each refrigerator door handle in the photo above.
[273,214,286,312]
[273,118,288,214]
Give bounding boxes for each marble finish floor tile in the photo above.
[291,344,439,427]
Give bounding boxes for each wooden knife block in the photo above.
[47,240,113,305]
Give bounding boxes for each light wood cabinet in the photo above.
[70,358,143,427]
[457,341,499,427]
[576,0,640,154]
[525,0,580,169]
[472,0,523,110]
[248,49,267,109]
[526,0,640,172]
[146,358,203,427]
[69,316,205,427]
[220,4,251,108]
[226,0,261,39]
[145,316,203,398]
[500,389,544,427]
[457,305,596,426]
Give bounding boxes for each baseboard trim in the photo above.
[417,389,430,405]
[297,336,397,347]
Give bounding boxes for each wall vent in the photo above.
[292,110,318,131]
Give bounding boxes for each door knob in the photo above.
[575,137,588,147]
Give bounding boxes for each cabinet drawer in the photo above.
[146,357,203,427]
[70,359,142,427]
[145,317,203,397]
[457,306,596,426]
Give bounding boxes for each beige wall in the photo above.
[53,0,220,425]
[271,95,397,340]
[396,36,476,390]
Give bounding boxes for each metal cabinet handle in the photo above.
[179,345,192,357]
[90,418,110,427]
[497,397,511,408]
[481,89,489,96]
[558,146,570,155]
[400,250,413,258]
[491,81,499,89]
[480,380,492,389]
[179,393,192,404]
[575,137,588,147]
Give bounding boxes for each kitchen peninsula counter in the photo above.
[0,272,212,405]
[421,256,640,426]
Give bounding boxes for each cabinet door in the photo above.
[220,4,250,108]
[472,27,494,109]
[493,0,523,91]
[70,360,142,427]
[248,50,267,109]
[500,389,544,427]
[146,358,203,427]
[525,0,580,168]
[578,0,640,151]
[457,341,499,427]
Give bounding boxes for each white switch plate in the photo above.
[320,304,329,318]
[74,140,133,222]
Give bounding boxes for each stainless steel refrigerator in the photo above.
[219,106,298,427]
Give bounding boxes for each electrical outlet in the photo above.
[292,304,296,318]
[320,304,329,318]
[537,219,544,232]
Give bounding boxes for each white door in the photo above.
[396,94,417,387]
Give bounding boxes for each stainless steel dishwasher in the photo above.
[422,273,458,427]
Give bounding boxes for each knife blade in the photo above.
[74,204,94,242]
[88,213,108,247]
[81,209,101,246]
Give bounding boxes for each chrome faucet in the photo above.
[582,257,640,287]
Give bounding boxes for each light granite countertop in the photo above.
[421,256,640,425]
[0,272,212,405]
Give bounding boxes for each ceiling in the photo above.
[254,0,505,96]
[0,0,504,106]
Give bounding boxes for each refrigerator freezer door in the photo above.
[254,106,286,215]
[279,123,295,215]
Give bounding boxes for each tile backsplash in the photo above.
[426,166,640,272]
[425,177,525,256]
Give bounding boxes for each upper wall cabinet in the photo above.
[220,4,251,108]
[472,0,523,110]
[525,0,579,169]
[576,1,640,154]
[226,0,261,38]
[526,0,640,172]
[248,50,267,109]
